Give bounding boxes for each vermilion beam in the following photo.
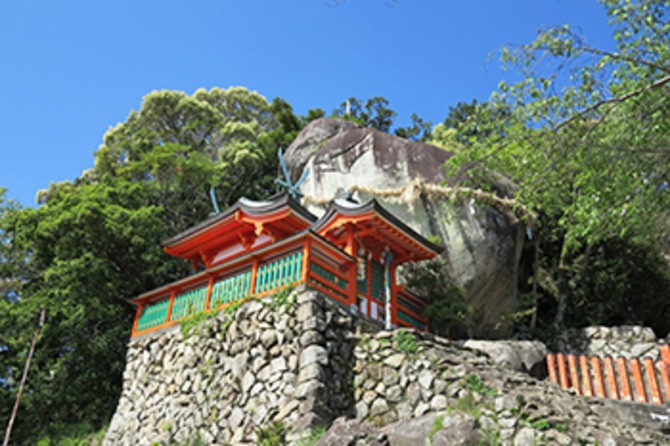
[580,356,593,396]
[604,356,619,400]
[568,354,581,395]
[557,353,569,389]
[630,358,648,403]
[617,357,633,401]
[591,357,606,398]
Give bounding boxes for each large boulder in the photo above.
[460,339,547,378]
[284,118,527,338]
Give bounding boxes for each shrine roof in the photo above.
[162,194,316,249]
[313,198,443,261]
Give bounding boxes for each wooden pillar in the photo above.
[580,355,594,397]
[547,354,558,384]
[591,357,606,398]
[344,225,355,256]
[204,276,214,311]
[383,247,392,330]
[630,358,647,403]
[131,304,143,337]
[166,290,177,323]
[660,357,670,402]
[618,357,633,401]
[390,260,398,327]
[366,255,372,318]
[557,353,569,389]
[250,258,260,295]
[568,354,581,394]
[660,345,670,372]
[604,356,619,400]
[301,239,312,282]
[347,237,358,307]
[347,261,357,308]
[644,358,663,404]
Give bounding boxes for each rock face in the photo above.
[460,339,547,378]
[105,288,669,445]
[284,118,525,338]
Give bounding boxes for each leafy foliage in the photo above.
[443,0,670,332]
[0,87,304,443]
[394,113,433,142]
[332,96,397,132]
[256,421,287,446]
[393,330,420,354]
[403,259,471,338]
[465,374,497,397]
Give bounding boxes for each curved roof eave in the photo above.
[313,198,444,255]
[162,193,317,248]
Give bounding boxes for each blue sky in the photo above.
[0,1,614,206]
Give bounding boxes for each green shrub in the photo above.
[465,374,497,397]
[256,421,287,446]
[269,285,296,311]
[402,259,471,338]
[296,425,328,446]
[394,330,419,354]
[35,422,107,446]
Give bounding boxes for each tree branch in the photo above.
[554,74,670,132]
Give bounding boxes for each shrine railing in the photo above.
[546,345,670,405]
[394,285,429,331]
[132,231,356,337]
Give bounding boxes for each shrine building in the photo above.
[130,194,442,338]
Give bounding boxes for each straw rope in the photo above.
[301,177,536,226]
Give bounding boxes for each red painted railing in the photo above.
[132,231,356,337]
[394,285,429,331]
[546,345,670,405]
[131,229,433,337]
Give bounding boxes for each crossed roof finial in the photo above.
[276,148,310,200]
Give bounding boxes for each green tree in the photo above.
[394,113,432,141]
[0,87,301,442]
[332,96,397,132]
[444,0,670,333]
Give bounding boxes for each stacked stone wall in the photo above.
[104,286,364,445]
[346,330,669,445]
[105,288,669,445]
[564,325,669,360]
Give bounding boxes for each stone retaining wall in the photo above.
[347,330,669,445]
[105,288,669,445]
[104,286,364,445]
[564,325,669,361]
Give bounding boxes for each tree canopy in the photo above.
[0,87,306,443]
[443,0,670,335]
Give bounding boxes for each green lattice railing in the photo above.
[310,261,348,290]
[169,285,208,321]
[371,261,385,300]
[255,251,303,294]
[211,269,252,307]
[136,299,170,332]
[397,295,423,316]
[398,309,426,331]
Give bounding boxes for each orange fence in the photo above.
[546,345,670,405]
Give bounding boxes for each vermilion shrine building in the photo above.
[130,194,441,337]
